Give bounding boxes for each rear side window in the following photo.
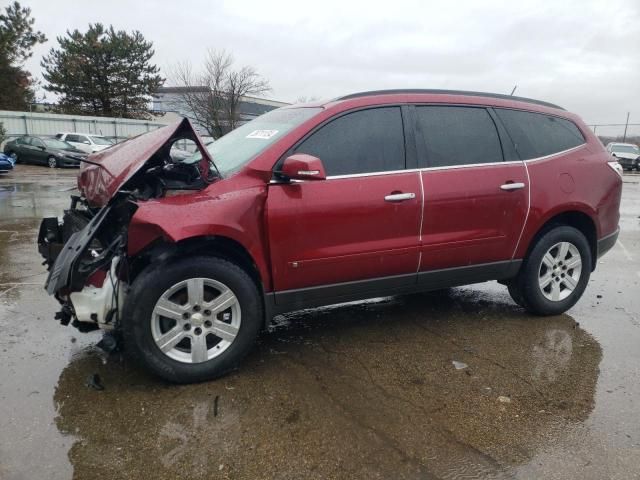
[495,109,585,160]
[294,107,405,176]
[66,134,79,142]
[415,106,503,167]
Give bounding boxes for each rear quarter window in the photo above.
[495,109,585,160]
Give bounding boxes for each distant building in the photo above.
[152,87,289,137]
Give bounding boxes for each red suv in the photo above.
[38,90,622,383]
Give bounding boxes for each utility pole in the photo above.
[622,112,630,142]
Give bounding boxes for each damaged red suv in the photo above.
[38,90,622,383]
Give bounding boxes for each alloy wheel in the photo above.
[151,278,241,363]
[538,241,582,302]
[48,157,57,168]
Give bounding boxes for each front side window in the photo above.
[294,107,406,176]
[495,109,585,160]
[415,106,504,168]
[30,138,45,148]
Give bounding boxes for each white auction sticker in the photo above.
[246,129,279,139]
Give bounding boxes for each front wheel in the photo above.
[123,256,263,383]
[508,226,591,316]
[47,156,58,168]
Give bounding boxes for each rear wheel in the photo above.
[47,156,58,168]
[8,152,18,163]
[508,226,591,315]
[123,256,263,383]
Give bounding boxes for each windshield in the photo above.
[612,145,639,154]
[44,139,75,150]
[186,107,321,176]
[90,136,113,145]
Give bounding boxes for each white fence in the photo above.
[0,110,176,145]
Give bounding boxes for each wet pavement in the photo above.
[1,165,639,479]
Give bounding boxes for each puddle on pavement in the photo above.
[48,290,600,480]
[6,168,636,480]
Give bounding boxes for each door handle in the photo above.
[500,182,525,191]
[384,192,416,202]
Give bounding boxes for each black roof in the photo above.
[335,89,564,110]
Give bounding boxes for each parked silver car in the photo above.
[606,142,640,171]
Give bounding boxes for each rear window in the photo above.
[495,109,585,160]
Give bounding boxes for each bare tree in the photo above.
[169,50,271,138]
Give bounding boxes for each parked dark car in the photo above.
[38,90,622,383]
[3,135,87,168]
[0,153,14,173]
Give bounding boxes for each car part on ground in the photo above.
[38,91,622,383]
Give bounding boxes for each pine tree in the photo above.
[41,24,164,119]
[0,1,46,110]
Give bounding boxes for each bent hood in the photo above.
[77,118,212,206]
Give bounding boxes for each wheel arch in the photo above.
[128,235,267,292]
[521,210,598,272]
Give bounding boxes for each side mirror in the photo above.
[279,154,326,181]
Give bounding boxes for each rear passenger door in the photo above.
[266,106,422,305]
[415,105,529,274]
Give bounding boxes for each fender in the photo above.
[514,201,598,260]
[127,180,272,290]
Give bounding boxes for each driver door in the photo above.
[266,106,422,307]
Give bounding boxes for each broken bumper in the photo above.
[38,199,130,331]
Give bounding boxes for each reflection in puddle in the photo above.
[532,329,573,382]
[53,289,602,479]
[159,401,240,473]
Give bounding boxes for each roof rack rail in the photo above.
[334,89,564,110]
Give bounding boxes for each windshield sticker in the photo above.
[246,130,279,139]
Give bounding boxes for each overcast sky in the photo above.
[23,0,640,135]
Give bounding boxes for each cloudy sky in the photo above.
[23,0,640,135]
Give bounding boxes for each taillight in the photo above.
[607,161,623,177]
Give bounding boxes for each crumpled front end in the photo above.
[38,194,136,331]
[38,118,215,333]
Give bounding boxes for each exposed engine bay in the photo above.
[37,119,214,333]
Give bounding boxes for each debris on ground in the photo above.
[452,360,468,370]
[498,395,511,403]
[86,373,105,391]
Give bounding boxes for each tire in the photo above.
[122,256,263,383]
[508,226,591,316]
[507,282,525,307]
[47,156,58,168]
[8,152,18,163]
